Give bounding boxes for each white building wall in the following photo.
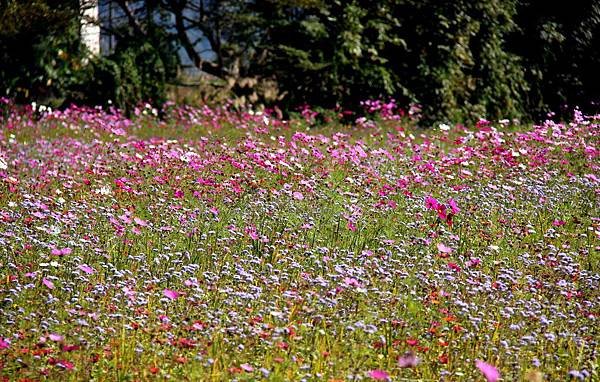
[81,0,100,55]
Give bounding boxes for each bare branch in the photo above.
[115,0,146,36]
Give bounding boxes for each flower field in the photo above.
[0,100,598,381]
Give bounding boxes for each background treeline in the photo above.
[0,0,598,123]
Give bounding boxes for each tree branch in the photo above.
[115,0,146,37]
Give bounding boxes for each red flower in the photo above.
[406,339,419,346]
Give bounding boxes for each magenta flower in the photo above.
[42,278,54,289]
[78,264,94,274]
[163,289,179,300]
[448,198,460,214]
[0,338,10,349]
[476,360,500,382]
[368,369,389,380]
[425,195,439,210]
[245,226,260,240]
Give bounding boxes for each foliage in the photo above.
[1,0,598,122]
[395,0,528,123]
[0,0,89,106]
[252,1,407,110]
[106,27,179,111]
[511,0,600,119]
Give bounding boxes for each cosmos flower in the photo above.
[398,351,419,368]
[78,264,95,274]
[367,369,389,380]
[476,360,500,382]
[163,289,180,300]
[42,278,55,289]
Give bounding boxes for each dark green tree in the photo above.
[251,0,407,110]
[0,0,88,105]
[391,0,528,123]
[511,0,600,119]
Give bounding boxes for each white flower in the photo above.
[94,186,112,195]
[0,157,7,170]
[439,123,450,131]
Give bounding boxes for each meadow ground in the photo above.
[0,100,598,381]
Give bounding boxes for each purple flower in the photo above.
[398,351,419,368]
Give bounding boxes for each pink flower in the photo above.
[466,258,481,267]
[437,242,453,254]
[0,338,10,349]
[163,289,179,300]
[56,359,74,369]
[425,196,439,210]
[448,198,460,214]
[49,333,64,342]
[398,351,419,368]
[78,264,94,274]
[42,278,54,289]
[240,363,254,372]
[476,360,500,382]
[292,191,304,200]
[245,226,259,240]
[134,217,148,226]
[552,220,566,227]
[368,369,389,380]
[51,247,72,256]
[343,277,361,288]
